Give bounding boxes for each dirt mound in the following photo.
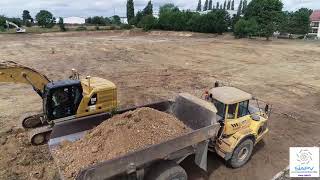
[52,107,191,179]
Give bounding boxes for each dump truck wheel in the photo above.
[228,139,254,168]
[145,161,187,180]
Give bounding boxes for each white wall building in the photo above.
[199,9,238,17]
[63,17,85,24]
[310,10,320,38]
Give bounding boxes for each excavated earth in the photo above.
[0,30,320,180]
[52,107,191,179]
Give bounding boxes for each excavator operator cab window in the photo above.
[52,88,70,107]
[44,81,83,121]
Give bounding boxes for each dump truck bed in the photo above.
[49,93,220,180]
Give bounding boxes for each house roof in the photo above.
[310,10,320,21]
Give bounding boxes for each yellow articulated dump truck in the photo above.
[0,61,117,145]
[205,85,270,168]
[48,87,270,180]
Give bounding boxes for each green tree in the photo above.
[105,17,111,24]
[234,18,258,38]
[188,10,229,34]
[227,0,231,10]
[237,0,243,16]
[245,0,283,40]
[230,14,240,31]
[22,10,33,24]
[0,16,6,31]
[231,0,235,10]
[197,0,202,11]
[0,16,5,25]
[280,8,312,35]
[291,8,312,34]
[160,4,179,14]
[36,10,55,28]
[223,0,227,10]
[143,1,153,15]
[91,16,107,25]
[111,15,121,25]
[25,21,32,27]
[216,2,219,9]
[138,15,157,31]
[158,9,190,31]
[58,17,66,31]
[220,4,223,9]
[85,17,92,24]
[133,11,144,25]
[204,0,209,11]
[209,0,213,10]
[127,0,135,24]
[242,0,248,14]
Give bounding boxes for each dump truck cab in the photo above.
[206,86,269,168]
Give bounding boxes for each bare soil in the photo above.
[0,30,320,180]
[52,107,191,179]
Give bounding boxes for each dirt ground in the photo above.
[0,30,319,180]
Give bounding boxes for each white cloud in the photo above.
[0,0,319,18]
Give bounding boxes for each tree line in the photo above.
[127,0,312,40]
[1,0,313,40]
[0,9,125,32]
[233,0,312,40]
[0,10,61,31]
[126,1,229,33]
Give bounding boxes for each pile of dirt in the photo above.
[52,107,191,179]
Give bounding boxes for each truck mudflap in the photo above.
[49,93,220,180]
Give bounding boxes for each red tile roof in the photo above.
[310,10,320,21]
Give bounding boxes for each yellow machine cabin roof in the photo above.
[209,87,252,105]
[81,77,116,94]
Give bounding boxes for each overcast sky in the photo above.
[0,0,319,18]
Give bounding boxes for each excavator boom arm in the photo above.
[0,61,50,97]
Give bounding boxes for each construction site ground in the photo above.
[0,30,319,180]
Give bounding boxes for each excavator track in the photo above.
[20,113,46,129]
[29,126,53,146]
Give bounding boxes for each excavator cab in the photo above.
[43,80,83,121]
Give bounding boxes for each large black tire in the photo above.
[145,161,188,180]
[228,139,254,168]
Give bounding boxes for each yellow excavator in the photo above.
[0,61,117,145]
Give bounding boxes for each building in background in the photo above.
[63,17,85,24]
[200,10,237,17]
[310,10,320,38]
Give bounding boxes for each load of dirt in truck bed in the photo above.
[52,107,192,179]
